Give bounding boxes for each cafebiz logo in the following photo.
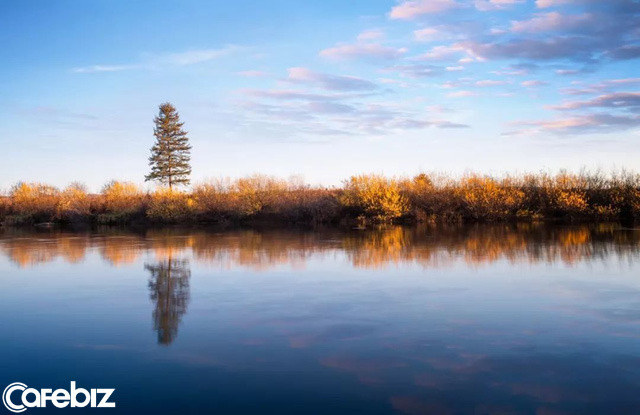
[2,382,115,413]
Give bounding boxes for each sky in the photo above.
[1,0,639,191]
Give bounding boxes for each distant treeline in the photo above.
[1,171,639,226]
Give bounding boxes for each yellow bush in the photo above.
[10,182,60,219]
[233,175,287,216]
[3,170,639,224]
[455,175,525,220]
[101,181,144,213]
[193,179,237,217]
[341,175,408,221]
[555,190,589,214]
[0,195,10,219]
[58,182,91,218]
[147,188,194,222]
[548,172,589,215]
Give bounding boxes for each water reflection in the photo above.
[145,255,191,345]
[1,224,640,413]
[0,224,638,269]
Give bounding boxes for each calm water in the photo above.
[1,224,640,414]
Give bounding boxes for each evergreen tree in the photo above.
[145,103,192,188]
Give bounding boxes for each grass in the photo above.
[1,170,639,226]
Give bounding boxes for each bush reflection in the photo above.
[1,224,638,269]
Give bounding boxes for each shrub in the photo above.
[0,194,10,222]
[2,170,639,225]
[550,173,590,217]
[234,175,288,216]
[57,182,91,221]
[610,170,640,218]
[340,175,408,222]
[147,188,194,222]
[9,182,60,222]
[455,175,525,221]
[101,181,145,213]
[193,179,238,220]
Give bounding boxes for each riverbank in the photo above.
[1,172,639,226]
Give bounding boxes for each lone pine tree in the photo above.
[145,103,192,189]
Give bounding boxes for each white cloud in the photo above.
[561,78,640,95]
[357,29,385,41]
[415,44,465,61]
[390,0,461,20]
[286,67,378,91]
[72,65,137,73]
[320,43,407,61]
[475,79,508,87]
[414,27,442,42]
[158,47,235,66]
[521,80,548,87]
[72,46,237,74]
[551,92,640,111]
[447,90,477,98]
[510,12,592,33]
[475,0,523,12]
[535,0,571,8]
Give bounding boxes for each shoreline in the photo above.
[2,172,639,227]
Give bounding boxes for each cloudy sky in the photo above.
[1,0,639,190]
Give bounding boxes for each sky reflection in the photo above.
[0,225,639,414]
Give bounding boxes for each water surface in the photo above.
[1,224,639,414]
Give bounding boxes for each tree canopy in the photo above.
[145,103,191,188]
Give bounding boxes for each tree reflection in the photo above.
[145,255,191,345]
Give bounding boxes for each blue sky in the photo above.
[1,0,639,190]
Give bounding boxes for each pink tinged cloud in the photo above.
[510,12,592,33]
[286,67,378,91]
[475,79,508,87]
[507,91,640,135]
[556,69,580,75]
[389,0,460,19]
[320,43,407,61]
[413,27,441,42]
[521,80,548,87]
[552,92,640,110]
[509,113,640,135]
[536,0,572,8]
[447,90,476,98]
[475,0,523,11]
[417,44,464,61]
[357,29,385,41]
[562,78,640,95]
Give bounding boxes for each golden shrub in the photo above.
[58,182,91,218]
[147,188,194,222]
[554,190,589,214]
[10,182,60,219]
[455,175,525,220]
[0,195,10,219]
[192,179,237,217]
[341,175,408,221]
[233,175,288,216]
[101,181,144,213]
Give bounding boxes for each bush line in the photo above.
[1,171,639,226]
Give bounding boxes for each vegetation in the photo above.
[145,102,192,189]
[1,170,639,226]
